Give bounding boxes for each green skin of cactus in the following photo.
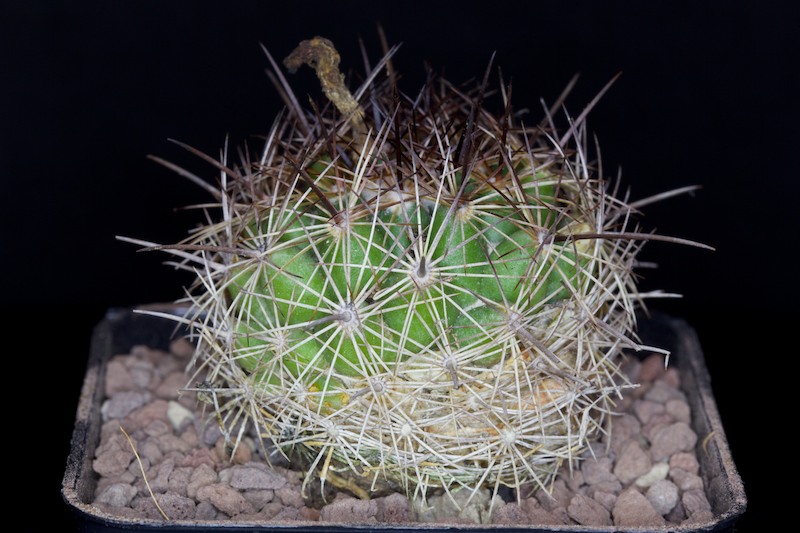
[225,158,590,413]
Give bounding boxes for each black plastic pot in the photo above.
[62,306,746,532]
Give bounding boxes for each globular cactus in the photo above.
[137,37,701,500]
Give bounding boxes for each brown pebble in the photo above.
[613,488,665,527]
[275,486,306,509]
[644,380,686,403]
[535,479,573,511]
[614,440,651,485]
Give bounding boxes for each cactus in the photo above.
[134,37,705,500]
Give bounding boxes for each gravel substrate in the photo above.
[90,339,714,526]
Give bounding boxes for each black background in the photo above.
[3,1,797,529]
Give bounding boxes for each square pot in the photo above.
[62,305,746,531]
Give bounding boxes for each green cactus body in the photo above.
[157,39,665,498]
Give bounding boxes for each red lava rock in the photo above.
[275,486,305,508]
[124,399,170,428]
[591,490,617,512]
[646,479,679,515]
[170,338,196,359]
[521,499,566,525]
[187,463,218,499]
[241,489,274,512]
[613,440,651,485]
[95,483,138,507]
[105,358,135,395]
[606,414,641,455]
[320,497,380,523]
[645,380,687,403]
[102,391,151,421]
[196,483,254,516]
[229,463,287,490]
[182,447,217,468]
[155,493,197,520]
[633,399,665,424]
[681,489,712,518]
[534,479,573,511]
[663,367,681,388]
[492,502,529,524]
[649,422,698,461]
[377,493,412,523]
[665,399,691,424]
[195,500,218,519]
[669,451,700,475]
[93,445,135,477]
[214,437,253,465]
[168,466,193,496]
[637,354,666,382]
[567,493,612,526]
[581,456,617,486]
[612,488,666,527]
[670,468,704,491]
[155,371,187,399]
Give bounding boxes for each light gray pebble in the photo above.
[149,459,175,493]
[650,422,698,461]
[167,401,194,433]
[128,360,156,389]
[634,462,669,488]
[646,479,679,515]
